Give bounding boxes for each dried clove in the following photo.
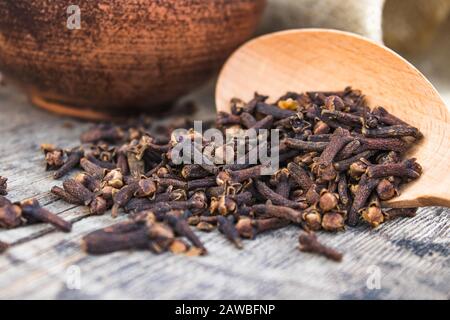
[111,182,140,217]
[284,138,328,152]
[360,195,384,228]
[0,203,22,228]
[0,240,8,253]
[51,186,84,205]
[240,112,257,129]
[298,232,342,261]
[366,158,422,180]
[181,164,212,180]
[20,199,72,232]
[256,102,296,119]
[135,179,157,198]
[337,174,351,208]
[236,217,290,239]
[287,162,313,191]
[63,179,95,206]
[166,212,207,254]
[86,154,117,170]
[147,222,176,254]
[321,212,345,232]
[41,144,64,170]
[90,196,109,215]
[0,176,7,195]
[252,203,303,224]
[362,125,422,139]
[53,148,83,179]
[348,174,381,226]
[376,178,397,201]
[302,207,322,231]
[318,190,339,212]
[372,106,409,126]
[333,150,376,172]
[82,224,150,254]
[75,173,101,192]
[0,195,12,207]
[255,180,306,209]
[384,208,418,220]
[273,169,291,199]
[315,128,353,169]
[217,216,243,249]
[103,169,124,189]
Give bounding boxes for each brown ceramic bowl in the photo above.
[0,0,266,119]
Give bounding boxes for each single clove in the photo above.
[236,217,290,239]
[20,199,72,232]
[63,179,95,206]
[53,148,83,179]
[166,212,207,254]
[348,174,380,226]
[384,208,418,220]
[298,232,343,262]
[51,186,84,205]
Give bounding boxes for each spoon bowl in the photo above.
[216,29,450,208]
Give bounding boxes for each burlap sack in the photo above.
[260,0,450,104]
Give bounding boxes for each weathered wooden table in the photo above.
[0,84,448,299]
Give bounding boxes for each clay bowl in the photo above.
[0,0,266,120]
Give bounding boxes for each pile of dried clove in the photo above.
[1,88,422,261]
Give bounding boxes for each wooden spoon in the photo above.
[216,29,450,208]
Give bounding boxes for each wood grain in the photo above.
[0,86,449,299]
[216,29,450,208]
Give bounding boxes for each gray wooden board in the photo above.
[0,85,449,300]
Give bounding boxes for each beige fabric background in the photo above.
[261,0,450,106]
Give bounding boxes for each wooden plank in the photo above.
[0,85,449,299]
[0,207,448,299]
